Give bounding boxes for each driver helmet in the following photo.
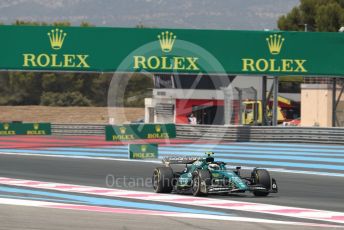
[208,163,220,171]
[205,152,215,163]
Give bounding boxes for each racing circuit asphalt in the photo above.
[0,134,344,229]
[0,204,328,230]
[0,153,343,224]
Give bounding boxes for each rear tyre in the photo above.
[252,169,271,197]
[152,167,173,193]
[192,169,211,196]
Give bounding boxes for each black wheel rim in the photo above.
[192,177,199,193]
[153,171,159,190]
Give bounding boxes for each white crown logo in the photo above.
[3,123,9,130]
[47,28,67,50]
[155,124,161,132]
[34,123,39,130]
[141,145,147,152]
[266,34,285,55]
[157,31,176,53]
[119,127,126,134]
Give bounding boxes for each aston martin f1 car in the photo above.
[152,152,278,196]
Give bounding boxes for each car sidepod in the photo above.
[207,170,249,193]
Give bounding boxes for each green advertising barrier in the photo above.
[105,124,176,141]
[0,122,51,135]
[128,144,158,159]
[1,25,344,76]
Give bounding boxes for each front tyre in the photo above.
[192,169,211,196]
[152,167,173,193]
[252,169,271,197]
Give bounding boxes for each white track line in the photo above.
[0,177,343,225]
[0,197,340,228]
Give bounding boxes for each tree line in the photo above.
[0,71,152,107]
[278,0,344,32]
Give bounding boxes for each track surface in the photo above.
[0,205,327,230]
[0,154,343,212]
[0,136,344,229]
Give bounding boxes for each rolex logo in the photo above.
[47,28,67,50]
[155,124,161,132]
[119,127,126,134]
[33,123,39,130]
[3,123,9,130]
[266,34,285,55]
[141,145,147,152]
[23,28,90,69]
[133,31,199,71]
[158,31,176,53]
[241,33,306,73]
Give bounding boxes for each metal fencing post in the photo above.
[222,87,232,125]
[272,76,279,126]
[250,87,258,126]
[262,76,267,126]
[235,87,242,125]
[333,78,337,127]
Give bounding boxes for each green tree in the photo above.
[316,2,344,31]
[13,20,48,26]
[40,92,91,106]
[41,73,84,93]
[80,21,93,27]
[278,0,344,32]
[52,21,71,27]
[88,74,113,106]
[0,72,42,105]
[13,20,71,27]
[124,74,153,107]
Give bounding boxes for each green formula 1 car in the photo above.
[152,152,278,196]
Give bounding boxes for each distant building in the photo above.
[144,74,301,125]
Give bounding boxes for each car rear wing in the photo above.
[162,157,200,166]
